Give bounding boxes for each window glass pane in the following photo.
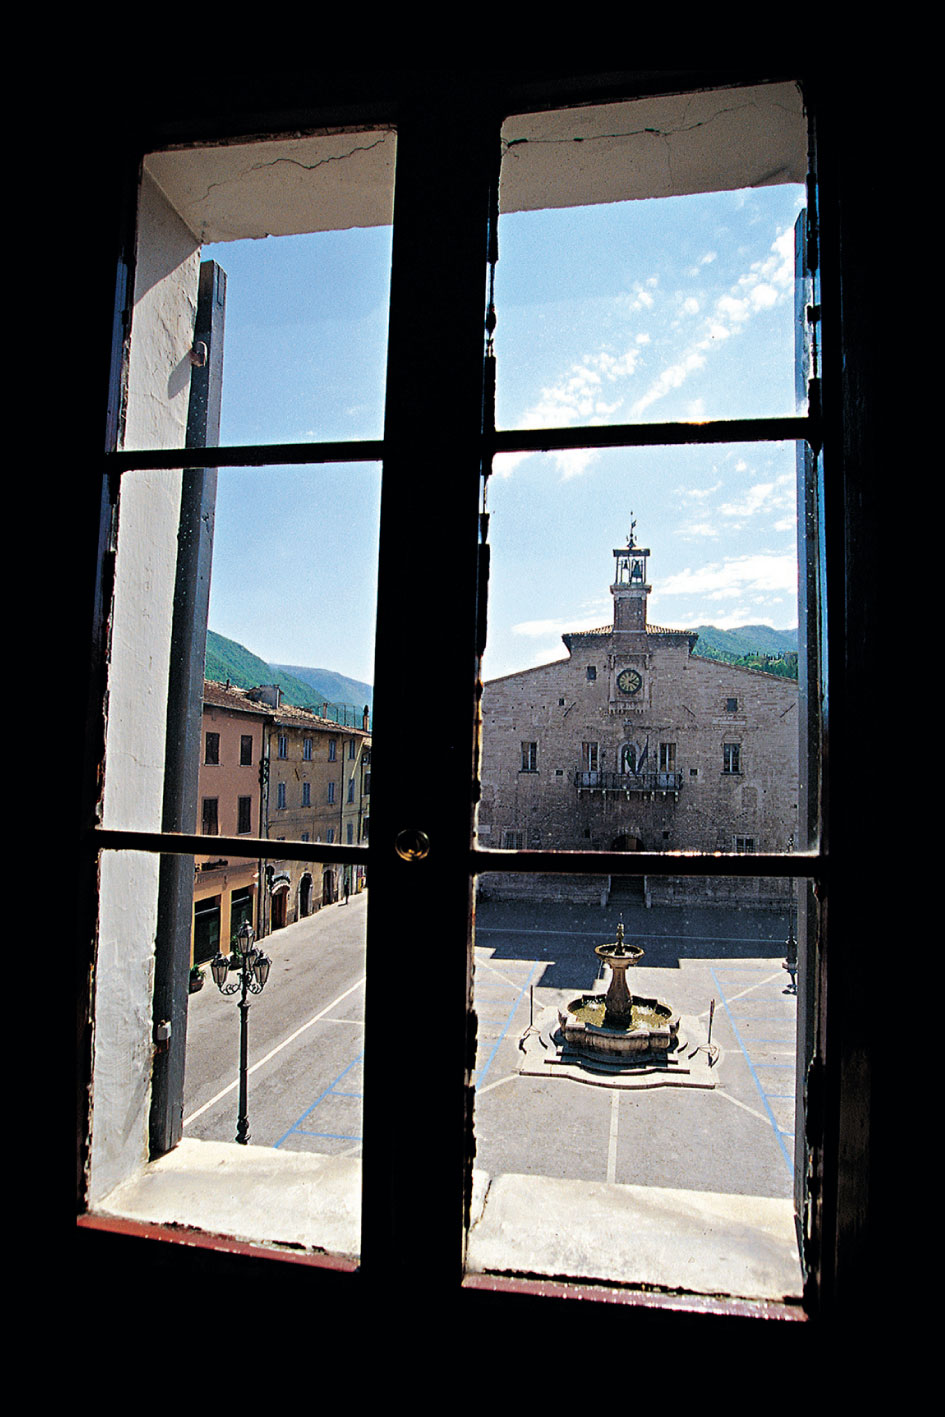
[93,850,365,1260]
[122,131,395,452]
[468,873,802,1299]
[101,463,379,833]
[478,444,801,855]
[186,853,365,1166]
[496,86,806,428]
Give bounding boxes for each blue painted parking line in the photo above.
[711,967,795,1177]
[274,1052,363,1150]
[473,960,540,1091]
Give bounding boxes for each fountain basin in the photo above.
[558,992,680,1059]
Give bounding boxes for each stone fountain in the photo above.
[556,921,682,1063]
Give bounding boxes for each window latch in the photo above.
[395,829,430,862]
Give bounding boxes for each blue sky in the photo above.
[205,178,805,683]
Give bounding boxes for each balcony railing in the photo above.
[575,769,682,793]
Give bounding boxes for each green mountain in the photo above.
[205,630,371,718]
[271,664,373,715]
[691,624,798,677]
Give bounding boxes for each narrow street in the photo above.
[183,891,367,1151]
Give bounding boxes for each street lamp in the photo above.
[783,909,798,995]
[210,920,272,1145]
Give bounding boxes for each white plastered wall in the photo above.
[89,171,201,1203]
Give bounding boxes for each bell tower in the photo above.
[611,519,650,635]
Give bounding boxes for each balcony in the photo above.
[575,769,682,797]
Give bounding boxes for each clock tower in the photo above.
[611,519,650,636]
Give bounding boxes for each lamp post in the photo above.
[783,908,798,995]
[210,920,272,1145]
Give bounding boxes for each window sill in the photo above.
[466,1171,804,1306]
[87,1138,360,1262]
[84,1145,802,1309]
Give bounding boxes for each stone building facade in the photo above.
[478,531,798,906]
[194,685,270,962]
[194,681,371,953]
[266,696,371,928]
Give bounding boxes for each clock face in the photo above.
[617,667,642,695]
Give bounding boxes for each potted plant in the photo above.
[189,963,205,993]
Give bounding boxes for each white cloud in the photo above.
[678,479,723,501]
[630,224,796,416]
[657,551,798,604]
[718,472,794,524]
[512,608,608,638]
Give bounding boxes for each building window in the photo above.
[363,772,371,796]
[659,742,676,772]
[726,697,738,713]
[204,732,219,765]
[722,743,741,775]
[278,734,288,760]
[521,742,538,773]
[582,741,598,772]
[586,666,596,681]
[503,830,524,849]
[303,737,312,761]
[326,828,335,844]
[328,739,337,762]
[347,822,354,844]
[240,734,253,766]
[276,781,286,809]
[349,740,356,760]
[734,835,755,852]
[302,782,311,807]
[348,778,356,804]
[201,798,218,835]
[327,782,335,804]
[237,796,252,834]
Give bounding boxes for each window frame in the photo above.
[75,67,882,1339]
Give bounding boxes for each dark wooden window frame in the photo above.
[75,68,884,1345]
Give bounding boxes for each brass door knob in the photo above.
[395,829,430,861]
